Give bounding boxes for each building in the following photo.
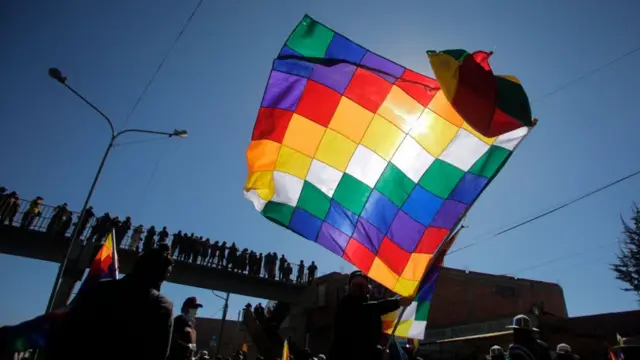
[194,317,256,358]
[287,267,568,355]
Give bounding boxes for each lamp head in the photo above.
[172,129,188,138]
[48,68,67,84]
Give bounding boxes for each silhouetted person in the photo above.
[143,225,157,252]
[506,315,552,360]
[278,255,286,280]
[47,203,68,234]
[171,231,183,258]
[87,213,111,243]
[158,226,169,245]
[74,206,95,240]
[329,271,412,360]
[217,241,227,267]
[296,260,305,283]
[20,196,43,229]
[307,261,317,282]
[115,216,132,248]
[168,297,203,360]
[130,224,144,251]
[0,191,19,226]
[45,246,175,360]
[487,345,505,360]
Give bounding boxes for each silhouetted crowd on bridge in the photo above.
[0,187,318,284]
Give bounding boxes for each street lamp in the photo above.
[44,67,188,312]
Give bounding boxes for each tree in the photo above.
[612,203,640,299]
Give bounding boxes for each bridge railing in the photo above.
[1,197,313,283]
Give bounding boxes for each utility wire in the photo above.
[533,45,640,104]
[122,0,205,128]
[449,168,640,255]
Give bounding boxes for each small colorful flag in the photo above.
[282,339,290,360]
[381,228,461,339]
[245,14,534,297]
[76,229,119,295]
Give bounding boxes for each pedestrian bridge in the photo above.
[0,222,311,304]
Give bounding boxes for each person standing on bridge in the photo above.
[168,296,203,360]
[20,196,43,230]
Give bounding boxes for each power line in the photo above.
[122,0,205,127]
[449,168,640,255]
[533,45,640,104]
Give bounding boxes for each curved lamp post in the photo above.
[45,68,188,312]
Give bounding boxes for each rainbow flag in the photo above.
[381,228,461,339]
[244,15,533,297]
[282,339,290,360]
[77,229,119,295]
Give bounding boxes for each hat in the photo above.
[349,270,368,284]
[556,344,572,354]
[485,345,504,359]
[506,315,538,332]
[183,296,203,309]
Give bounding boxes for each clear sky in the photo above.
[1,0,639,326]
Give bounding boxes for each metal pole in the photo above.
[44,136,115,312]
[215,292,230,357]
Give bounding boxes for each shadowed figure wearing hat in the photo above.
[329,271,413,360]
[506,315,552,360]
[44,245,175,360]
[555,343,579,360]
[486,345,505,360]
[168,296,203,360]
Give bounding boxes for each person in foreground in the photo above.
[329,271,413,360]
[45,245,175,360]
[168,296,203,360]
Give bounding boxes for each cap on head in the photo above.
[506,314,538,332]
[183,296,203,309]
[556,344,571,353]
[489,346,504,356]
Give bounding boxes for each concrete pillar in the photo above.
[50,243,98,309]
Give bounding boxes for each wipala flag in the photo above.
[382,227,462,339]
[245,14,535,297]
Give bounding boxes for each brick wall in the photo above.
[308,267,567,330]
[194,317,256,358]
[428,268,567,327]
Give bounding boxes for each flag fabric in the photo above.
[244,14,533,297]
[381,228,461,339]
[77,229,119,295]
[282,339,290,360]
[427,49,534,138]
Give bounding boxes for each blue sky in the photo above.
[1,0,639,325]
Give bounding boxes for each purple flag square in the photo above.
[360,52,405,83]
[317,222,350,256]
[352,217,384,254]
[429,200,468,230]
[310,62,357,94]
[261,71,307,111]
[387,210,427,253]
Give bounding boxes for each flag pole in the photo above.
[386,120,537,344]
[386,213,468,343]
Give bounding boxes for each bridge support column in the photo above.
[49,243,98,310]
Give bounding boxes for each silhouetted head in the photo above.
[131,244,174,290]
[348,271,370,300]
[181,296,203,320]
